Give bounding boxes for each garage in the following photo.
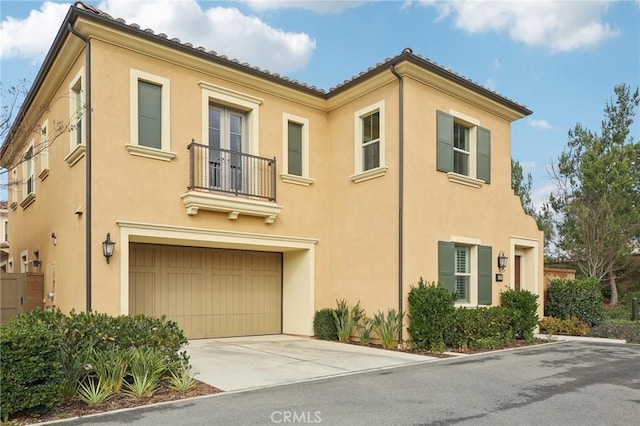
[129,243,282,339]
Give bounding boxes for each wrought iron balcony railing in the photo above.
[187,140,277,202]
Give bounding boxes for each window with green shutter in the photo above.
[478,245,492,305]
[138,81,162,149]
[438,241,494,305]
[436,110,491,184]
[287,121,303,176]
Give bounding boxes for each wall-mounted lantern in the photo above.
[102,233,116,264]
[497,251,508,272]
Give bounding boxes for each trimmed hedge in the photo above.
[545,278,604,326]
[538,316,589,336]
[588,321,640,343]
[407,278,457,352]
[501,289,539,341]
[0,320,64,420]
[313,308,338,340]
[451,306,514,350]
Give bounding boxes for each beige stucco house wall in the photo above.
[1,3,543,340]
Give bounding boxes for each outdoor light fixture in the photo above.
[497,251,508,271]
[102,233,115,263]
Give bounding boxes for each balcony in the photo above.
[181,141,283,223]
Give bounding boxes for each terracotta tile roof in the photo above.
[72,1,529,112]
[0,200,7,210]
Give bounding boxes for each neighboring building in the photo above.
[0,2,543,339]
[0,200,8,272]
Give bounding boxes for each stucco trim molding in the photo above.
[446,172,484,188]
[125,144,176,161]
[64,144,86,166]
[349,166,388,183]
[280,173,315,186]
[180,190,283,223]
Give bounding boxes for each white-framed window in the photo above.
[351,100,387,183]
[39,120,49,179]
[439,239,493,306]
[127,69,174,161]
[455,245,471,303]
[437,110,491,187]
[8,168,18,209]
[281,113,313,186]
[207,104,246,192]
[200,81,261,156]
[20,144,37,209]
[65,67,86,166]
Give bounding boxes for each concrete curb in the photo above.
[534,333,627,344]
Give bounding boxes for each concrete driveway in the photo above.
[185,334,437,391]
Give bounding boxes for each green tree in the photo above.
[511,159,555,257]
[549,84,640,306]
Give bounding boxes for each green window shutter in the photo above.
[138,81,162,149]
[438,241,456,293]
[477,127,491,183]
[287,121,303,176]
[436,111,453,172]
[478,245,493,305]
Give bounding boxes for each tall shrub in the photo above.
[451,307,514,350]
[501,289,539,341]
[407,278,457,352]
[313,308,338,340]
[0,320,64,421]
[545,278,604,326]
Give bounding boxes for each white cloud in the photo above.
[531,179,556,210]
[484,78,496,90]
[420,0,619,53]
[0,1,71,61]
[241,0,363,14]
[529,119,552,130]
[0,0,317,75]
[492,57,500,71]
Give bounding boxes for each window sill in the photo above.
[280,174,314,186]
[65,144,86,166]
[180,190,283,224]
[126,144,176,161]
[39,168,50,181]
[350,166,388,183]
[20,193,36,210]
[9,201,18,211]
[446,172,485,188]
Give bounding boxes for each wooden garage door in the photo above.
[129,244,282,339]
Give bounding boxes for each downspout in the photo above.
[390,63,404,343]
[68,23,92,311]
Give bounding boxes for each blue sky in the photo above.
[1,0,639,206]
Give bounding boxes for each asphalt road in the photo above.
[61,341,640,426]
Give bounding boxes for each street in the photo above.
[63,341,640,426]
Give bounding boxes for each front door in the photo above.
[514,255,521,291]
[208,105,245,192]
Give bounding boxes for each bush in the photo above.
[620,291,640,309]
[588,322,640,343]
[545,278,604,326]
[451,307,514,350]
[372,309,404,349]
[0,319,64,421]
[313,308,338,340]
[407,278,457,352]
[538,317,589,336]
[501,289,539,341]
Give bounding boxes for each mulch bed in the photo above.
[10,381,222,425]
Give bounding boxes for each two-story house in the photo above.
[0,2,542,339]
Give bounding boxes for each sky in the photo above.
[1,0,639,206]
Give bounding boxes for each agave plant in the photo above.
[123,347,167,398]
[372,309,404,349]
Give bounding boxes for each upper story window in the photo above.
[437,110,491,188]
[350,101,387,183]
[2,219,8,243]
[127,69,175,161]
[281,113,313,186]
[65,67,86,166]
[39,122,49,179]
[20,145,36,209]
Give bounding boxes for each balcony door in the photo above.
[208,105,245,192]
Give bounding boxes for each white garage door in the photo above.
[129,244,282,339]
